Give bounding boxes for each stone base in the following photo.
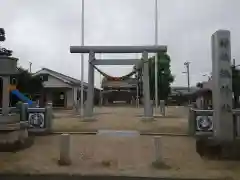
[28,128,52,136]
[141,116,154,121]
[0,114,21,130]
[0,130,34,152]
[82,116,96,122]
[0,136,34,152]
[58,159,71,166]
[196,138,240,160]
[0,114,34,152]
[0,129,27,143]
[152,160,171,169]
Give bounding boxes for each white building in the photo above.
[33,68,100,109]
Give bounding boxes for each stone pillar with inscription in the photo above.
[212,30,234,142]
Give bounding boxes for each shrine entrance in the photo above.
[70,46,167,120]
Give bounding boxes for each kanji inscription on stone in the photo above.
[219,38,229,48]
[220,53,230,62]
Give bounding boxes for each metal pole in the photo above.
[136,80,139,108]
[80,0,85,116]
[187,63,190,92]
[233,58,236,108]
[99,54,102,106]
[154,0,159,109]
[184,62,190,92]
[136,53,139,108]
[29,62,32,73]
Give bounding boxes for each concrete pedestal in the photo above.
[196,138,240,160]
[0,115,32,152]
[141,116,154,121]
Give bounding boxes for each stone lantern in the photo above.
[0,55,29,150]
[0,56,18,115]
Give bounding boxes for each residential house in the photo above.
[168,86,199,105]
[33,68,100,109]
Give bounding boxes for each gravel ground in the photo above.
[53,106,188,133]
[0,135,240,179]
[1,106,240,179]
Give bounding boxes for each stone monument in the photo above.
[212,30,233,142]
[0,56,30,150]
[0,29,30,151]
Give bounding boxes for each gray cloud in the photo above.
[1,0,240,88]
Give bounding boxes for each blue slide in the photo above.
[11,89,33,105]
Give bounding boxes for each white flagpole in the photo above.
[154,0,159,110]
[80,0,85,116]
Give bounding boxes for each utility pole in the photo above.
[183,62,190,92]
[29,61,32,73]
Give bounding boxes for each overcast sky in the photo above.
[1,0,240,88]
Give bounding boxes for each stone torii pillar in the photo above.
[142,51,153,119]
[84,51,95,119]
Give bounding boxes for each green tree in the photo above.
[10,67,43,105]
[16,67,43,94]
[148,52,174,101]
[0,28,12,56]
[0,28,6,41]
[196,82,203,88]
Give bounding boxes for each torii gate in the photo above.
[70,45,167,120]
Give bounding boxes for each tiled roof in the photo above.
[43,68,88,87]
[33,68,89,87]
[171,86,200,96]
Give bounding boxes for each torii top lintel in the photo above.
[70,45,167,54]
